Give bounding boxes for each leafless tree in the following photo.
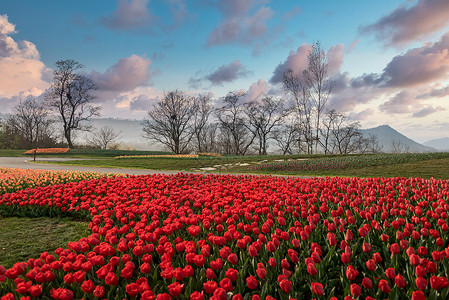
[365,134,383,153]
[192,93,214,152]
[45,59,100,148]
[330,119,364,154]
[303,41,334,154]
[215,91,255,155]
[86,126,121,149]
[320,110,341,154]
[272,116,300,155]
[142,90,197,154]
[283,68,312,154]
[282,41,334,154]
[6,98,55,149]
[390,139,410,153]
[245,97,288,155]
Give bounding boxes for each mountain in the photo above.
[361,125,436,153]
[423,137,449,151]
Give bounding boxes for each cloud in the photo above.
[189,59,250,88]
[361,0,449,46]
[129,95,157,111]
[270,43,344,84]
[0,14,50,99]
[244,79,270,102]
[91,54,152,92]
[165,0,190,30]
[101,0,153,31]
[348,108,375,121]
[380,31,449,87]
[206,60,250,85]
[282,6,302,21]
[412,106,445,117]
[270,43,312,84]
[206,0,274,48]
[417,85,449,98]
[379,91,416,114]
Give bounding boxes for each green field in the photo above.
[0,216,89,268]
[34,152,449,179]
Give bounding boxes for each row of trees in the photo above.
[0,59,119,150]
[141,90,382,155]
[142,42,382,155]
[0,45,382,155]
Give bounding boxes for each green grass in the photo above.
[0,149,27,157]
[35,154,320,170]
[30,152,449,179]
[230,158,449,179]
[23,148,173,158]
[0,216,89,268]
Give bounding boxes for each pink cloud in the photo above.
[270,43,343,84]
[244,79,270,102]
[381,31,449,87]
[379,91,416,114]
[0,15,50,98]
[91,54,152,92]
[412,106,445,117]
[348,108,375,121]
[101,0,153,31]
[417,85,449,98]
[207,0,274,48]
[361,0,449,46]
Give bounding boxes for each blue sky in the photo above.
[1,0,449,142]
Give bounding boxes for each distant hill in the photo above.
[423,137,449,151]
[361,125,436,153]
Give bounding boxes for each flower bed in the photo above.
[0,168,118,195]
[0,174,449,299]
[23,148,70,155]
[115,154,199,159]
[250,152,449,172]
[198,153,222,158]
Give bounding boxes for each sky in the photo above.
[1,0,449,143]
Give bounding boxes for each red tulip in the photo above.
[307,263,318,276]
[379,279,391,294]
[385,268,396,280]
[365,259,376,271]
[246,275,258,289]
[362,277,373,289]
[204,281,218,294]
[412,290,426,300]
[415,277,427,290]
[430,276,449,290]
[311,282,324,296]
[168,282,183,297]
[350,284,361,297]
[279,279,292,293]
[395,274,406,288]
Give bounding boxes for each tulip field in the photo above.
[1,169,449,299]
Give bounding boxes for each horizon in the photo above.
[1,1,449,144]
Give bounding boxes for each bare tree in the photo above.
[330,119,364,154]
[390,139,410,153]
[215,91,255,155]
[283,68,312,154]
[303,41,334,154]
[86,126,121,149]
[282,41,334,154]
[245,97,288,155]
[142,90,197,154]
[5,98,55,149]
[272,116,300,155]
[320,110,340,154]
[365,134,383,153]
[192,93,214,152]
[45,59,100,148]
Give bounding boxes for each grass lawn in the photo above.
[0,149,27,157]
[35,153,449,179]
[0,216,89,268]
[230,158,449,179]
